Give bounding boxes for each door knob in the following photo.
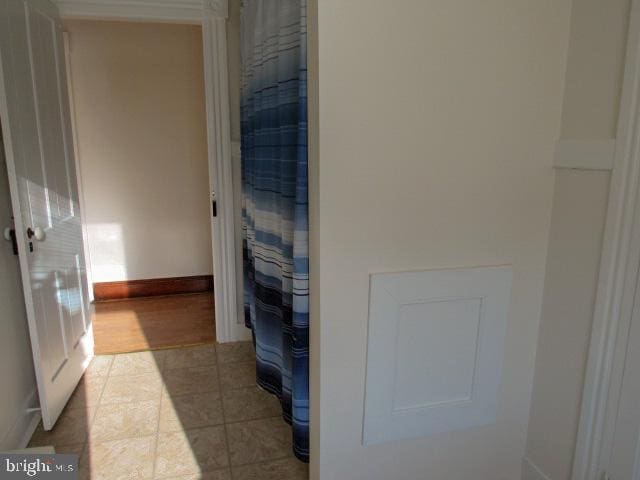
[27,226,46,241]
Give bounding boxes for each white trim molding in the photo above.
[202,16,246,342]
[572,0,640,478]
[54,0,227,23]
[229,140,249,338]
[56,0,245,343]
[553,139,616,171]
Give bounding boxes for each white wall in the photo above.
[524,170,610,480]
[310,1,572,479]
[0,136,38,449]
[65,20,213,283]
[524,0,631,478]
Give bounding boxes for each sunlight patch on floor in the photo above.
[28,343,308,480]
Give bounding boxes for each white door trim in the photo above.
[55,0,245,343]
[201,14,248,342]
[573,0,640,478]
[54,0,227,23]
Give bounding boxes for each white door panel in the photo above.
[0,0,92,430]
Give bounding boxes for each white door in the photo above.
[605,267,640,480]
[0,0,92,430]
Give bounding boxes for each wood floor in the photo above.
[92,292,216,354]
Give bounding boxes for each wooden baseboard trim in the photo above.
[94,275,214,301]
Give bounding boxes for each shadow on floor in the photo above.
[29,340,308,479]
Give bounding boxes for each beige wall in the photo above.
[0,139,37,449]
[524,170,610,480]
[310,1,571,478]
[65,20,212,283]
[524,0,631,478]
[559,0,630,140]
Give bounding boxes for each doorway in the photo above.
[1,1,308,476]
[64,19,216,354]
[28,18,309,474]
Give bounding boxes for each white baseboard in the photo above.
[0,389,41,451]
[522,457,552,480]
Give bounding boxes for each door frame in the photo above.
[55,0,248,343]
[573,0,640,477]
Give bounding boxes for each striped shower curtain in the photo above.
[240,0,309,462]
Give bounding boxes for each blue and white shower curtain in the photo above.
[240,0,309,462]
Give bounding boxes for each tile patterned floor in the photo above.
[29,343,308,480]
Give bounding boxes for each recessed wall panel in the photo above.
[363,266,512,445]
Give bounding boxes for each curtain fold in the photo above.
[240,0,309,462]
